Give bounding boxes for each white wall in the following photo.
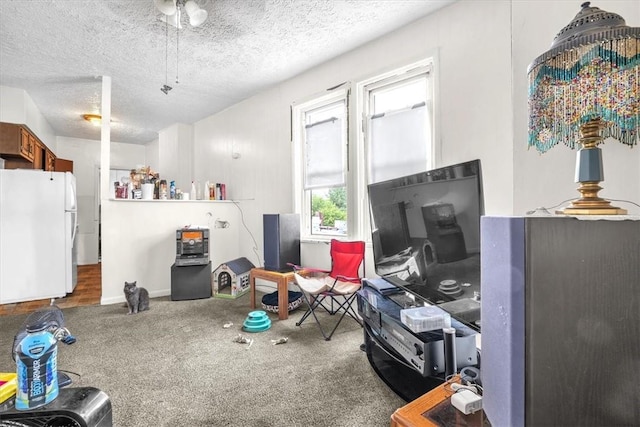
[145,137,160,172]
[158,123,194,192]
[100,200,240,304]
[0,86,25,124]
[0,85,57,149]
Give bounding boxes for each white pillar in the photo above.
[100,76,111,201]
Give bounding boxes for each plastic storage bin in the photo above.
[400,305,451,333]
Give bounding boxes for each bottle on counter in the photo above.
[170,181,176,200]
[190,181,197,200]
[196,181,203,200]
[159,180,168,199]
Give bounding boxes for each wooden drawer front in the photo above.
[45,150,56,171]
[22,129,35,161]
[28,134,36,160]
[20,128,30,157]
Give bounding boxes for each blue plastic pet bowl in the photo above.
[243,310,271,332]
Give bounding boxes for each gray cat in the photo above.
[123,281,150,314]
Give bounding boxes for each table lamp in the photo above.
[527,2,639,215]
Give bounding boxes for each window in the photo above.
[293,58,436,241]
[292,87,349,238]
[363,63,434,184]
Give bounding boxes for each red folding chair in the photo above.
[290,239,365,340]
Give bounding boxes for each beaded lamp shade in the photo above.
[528,2,639,151]
[527,2,639,215]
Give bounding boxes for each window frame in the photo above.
[361,60,436,184]
[292,85,352,241]
[356,58,437,244]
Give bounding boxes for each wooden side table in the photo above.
[249,268,298,320]
[391,377,489,427]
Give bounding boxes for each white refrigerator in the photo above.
[0,169,78,304]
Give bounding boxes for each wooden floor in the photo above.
[0,263,101,317]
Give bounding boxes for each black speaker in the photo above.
[170,261,212,301]
[263,214,300,272]
[0,387,112,426]
[481,216,640,427]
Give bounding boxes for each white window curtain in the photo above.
[304,117,345,189]
[368,102,428,184]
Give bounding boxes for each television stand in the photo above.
[357,282,479,402]
[363,323,443,402]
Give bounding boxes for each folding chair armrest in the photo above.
[287,262,303,271]
[287,263,329,276]
[304,267,331,274]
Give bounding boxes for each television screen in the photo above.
[368,159,484,332]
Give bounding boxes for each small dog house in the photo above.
[212,257,255,299]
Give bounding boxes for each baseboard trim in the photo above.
[101,289,171,306]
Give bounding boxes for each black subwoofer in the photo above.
[263,214,300,272]
[0,387,112,427]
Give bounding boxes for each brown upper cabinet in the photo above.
[54,157,72,173]
[0,122,71,172]
[0,123,36,163]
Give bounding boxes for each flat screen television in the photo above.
[368,159,484,332]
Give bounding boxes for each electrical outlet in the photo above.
[214,219,229,229]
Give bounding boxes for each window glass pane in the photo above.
[311,187,347,235]
[306,102,343,123]
[304,117,344,189]
[369,104,428,183]
[303,101,346,190]
[373,78,427,114]
[366,70,432,184]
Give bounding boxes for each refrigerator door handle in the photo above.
[71,210,78,242]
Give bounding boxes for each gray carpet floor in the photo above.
[0,294,405,426]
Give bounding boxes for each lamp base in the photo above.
[558,205,628,215]
[557,183,627,215]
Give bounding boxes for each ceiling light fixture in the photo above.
[183,0,208,27]
[154,0,177,16]
[83,114,102,126]
[154,0,208,28]
[154,0,207,95]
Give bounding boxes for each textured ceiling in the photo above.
[0,0,454,144]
